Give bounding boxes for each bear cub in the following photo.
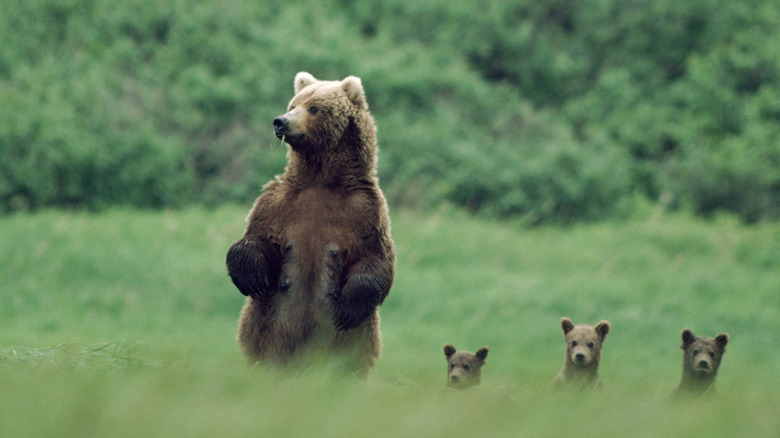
[443,344,489,389]
[554,317,610,389]
[673,328,728,397]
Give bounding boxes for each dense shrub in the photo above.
[1,0,778,223]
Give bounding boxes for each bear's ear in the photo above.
[715,333,729,350]
[681,328,695,348]
[341,75,367,109]
[475,347,489,362]
[294,72,317,93]
[595,320,610,339]
[443,344,456,358]
[560,317,575,335]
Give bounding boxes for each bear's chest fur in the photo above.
[277,185,370,258]
[266,186,371,322]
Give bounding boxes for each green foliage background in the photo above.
[2,0,779,223]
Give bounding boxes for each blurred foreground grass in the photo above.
[0,206,778,437]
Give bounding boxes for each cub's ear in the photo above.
[341,75,367,109]
[475,347,489,362]
[681,328,695,348]
[294,72,317,93]
[715,333,729,350]
[443,344,456,359]
[560,317,575,335]
[595,320,611,339]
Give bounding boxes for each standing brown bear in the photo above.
[673,328,729,397]
[554,317,610,389]
[226,72,395,376]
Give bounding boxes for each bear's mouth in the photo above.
[275,131,304,141]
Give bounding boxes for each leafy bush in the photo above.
[1,0,779,223]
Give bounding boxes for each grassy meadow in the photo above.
[1,205,778,437]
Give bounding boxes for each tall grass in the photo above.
[1,206,778,437]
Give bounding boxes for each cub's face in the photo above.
[443,344,488,388]
[681,329,728,375]
[272,72,365,153]
[561,318,610,367]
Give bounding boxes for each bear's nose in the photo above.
[697,360,709,369]
[450,375,460,383]
[273,116,288,132]
[575,353,585,361]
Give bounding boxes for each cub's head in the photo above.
[273,72,370,154]
[560,317,610,368]
[443,343,489,389]
[680,329,728,376]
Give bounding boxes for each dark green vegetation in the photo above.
[2,0,780,223]
[1,207,778,437]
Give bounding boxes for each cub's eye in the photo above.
[463,364,470,371]
[709,351,715,358]
[588,342,594,349]
[571,341,578,347]
[693,350,699,355]
[308,106,319,114]
[449,364,454,370]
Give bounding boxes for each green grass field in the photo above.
[1,205,778,437]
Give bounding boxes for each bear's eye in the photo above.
[571,340,578,347]
[709,351,715,358]
[587,342,594,349]
[463,364,470,371]
[693,349,699,355]
[308,106,319,115]
[449,364,454,370]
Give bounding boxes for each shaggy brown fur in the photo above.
[226,72,394,376]
[443,344,489,389]
[673,329,728,397]
[554,317,610,389]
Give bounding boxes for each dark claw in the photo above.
[332,302,374,331]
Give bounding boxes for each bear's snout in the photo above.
[273,116,289,138]
[696,359,710,370]
[571,348,592,366]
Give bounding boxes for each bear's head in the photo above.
[561,317,610,368]
[680,329,728,376]
[273,72,372,158]
[443,343,489,389]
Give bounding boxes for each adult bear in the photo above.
[226,72,394,376]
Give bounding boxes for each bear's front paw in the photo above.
[329,288,376,331]
[329,271,389,330]
[226,239,278,300]
[332,301,374,331]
